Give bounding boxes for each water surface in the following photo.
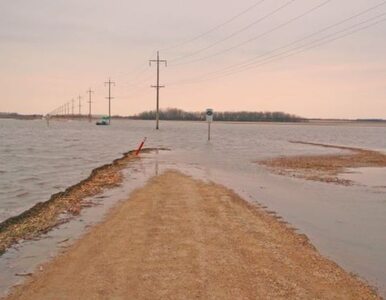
[0,119,385,296]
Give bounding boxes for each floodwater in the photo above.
[0,119,386,296]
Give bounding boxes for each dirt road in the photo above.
[6,171,378,299]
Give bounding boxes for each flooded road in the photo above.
[0,119,385,296]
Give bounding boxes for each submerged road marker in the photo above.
[135,137,147,155]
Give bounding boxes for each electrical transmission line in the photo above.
[207,13,386,81]
[172,0,332,67]
[169,13,386,86]
[169,1,386,85]
[114,51,156,83]
[118,1,276,98]
[125,0,325,99]
[161,0,265,52]
[181,4,386,82]
[114,1,264,94]
[221,1,386,71]
[169,0,296,63]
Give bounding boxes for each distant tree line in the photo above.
[0,112,42,120]
[356,119,386,122]
[130,108,205,121]
[130,108,305,122]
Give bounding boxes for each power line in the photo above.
[170,13,386,85]
[208,13,386,80]
[161,0,266,52]
[169,1,386,85]
[172,0,332,67]
[211,0,386,76]
[126,71,153,89]
[169,0,296,63]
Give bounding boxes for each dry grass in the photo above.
[0,148,164,255]
[258,141,386,185]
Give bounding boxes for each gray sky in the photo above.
[0,0,385,118]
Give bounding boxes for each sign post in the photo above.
[206,108,213,141]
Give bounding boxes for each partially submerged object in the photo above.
[96,116,109,125]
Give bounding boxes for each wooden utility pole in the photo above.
[78,95,82,116]
[87,89,94,122]
[104,78,115,124]
[150,51,167,130]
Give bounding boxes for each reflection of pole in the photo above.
[208,122,211,141]
[155,148,159,176]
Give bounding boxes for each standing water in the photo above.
[0,119,386,296]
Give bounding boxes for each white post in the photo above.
[208,122,211,141]
[206,108,213,141]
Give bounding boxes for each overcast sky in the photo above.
[0,0,385,118]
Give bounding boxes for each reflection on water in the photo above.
[341,167,386,187]
[0,119,386,296]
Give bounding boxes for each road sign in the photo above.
[206,108,213,122]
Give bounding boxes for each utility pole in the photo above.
[78,95,82,116]
[71,99,74,115]
[149,51,167,130]
[104,78,115,124]
[87,88,94,122]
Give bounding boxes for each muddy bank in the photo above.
[0,148,165,255]
[4,171,379,299]
[258,141,386,185]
